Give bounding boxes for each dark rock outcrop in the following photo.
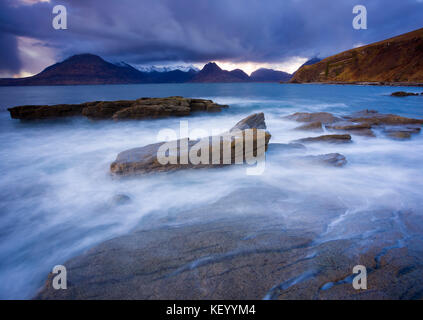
[8,97,229,120]
[293,134,352,144]
[294,121,323,132]
[386,131,412,140]
[299,153,347,167]
[8,104,86,120]
[391,91,420,97]
[325,122,375,137]
[347,111,423,126]
[384,125,421,140]
[110,113,271,176]
[326,122,371,131]
[284,112,341,124]
[285,110,423,140]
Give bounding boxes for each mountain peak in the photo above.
[202,62,222,72]
[63,54,106,64]
[250,68,292,82]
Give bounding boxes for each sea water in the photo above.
[0,83,422,299]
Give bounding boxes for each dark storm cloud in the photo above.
[0,33,21,75]
[0,0,423,75]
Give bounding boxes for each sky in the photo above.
[0,0,423,77]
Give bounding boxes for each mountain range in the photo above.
[3,27,421,86]
[0,55,292,86]
[291,28,423,84]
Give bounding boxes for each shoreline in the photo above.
[2,81,423,88]
[286,81,423,87]
[33,109,423,300]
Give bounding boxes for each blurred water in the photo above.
[0,83,422,299]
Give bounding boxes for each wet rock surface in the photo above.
[286,110,423,141]
[33,108,423,300]
[110,113,271,176]
[298,153,347,167]
[230,112,267,131]
[35,185,423,300]
[293,134,352,144]
[284,112,341,124]
[8,97,229,120]
[111,194,132,206]
[267,143,306,153]
[325,122,375,137]
[383,125,421,140]
[294,121,323,132]
[346,110,423,126]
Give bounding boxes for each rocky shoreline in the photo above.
[32,106,423,299]
[35,183,423,300]
[286,110,423,141]
[287,82,423,87]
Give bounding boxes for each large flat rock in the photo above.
[110,113,271,176]
[8,97,229,120]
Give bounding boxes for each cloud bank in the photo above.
[0,0,422,76]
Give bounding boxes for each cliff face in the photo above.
[291,28,423,84]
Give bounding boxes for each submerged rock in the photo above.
[325,122,375,137]
[8,97,229,120]
[294,121,323,132]
[347,110,423,126]
[293,134,352,144]
[284,112,341,124]
[326,122,371,131]
[267,143,306,153]
[298,153,347,167]
[110,113,271,176]
[285,110,423,137]
[386,131,412,140]
[383,124,421,140]
[111,194,131,205]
